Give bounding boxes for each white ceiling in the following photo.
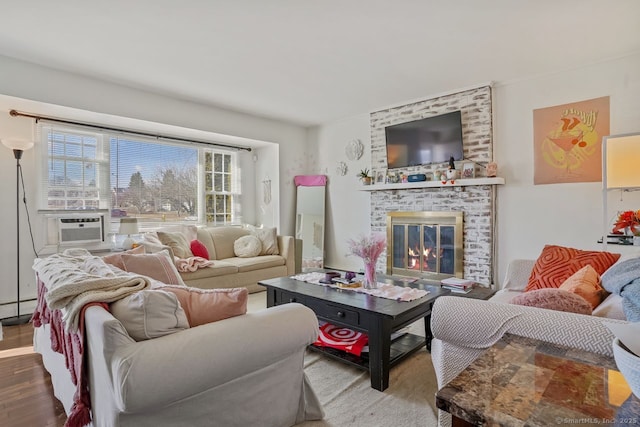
[1,0,639,126]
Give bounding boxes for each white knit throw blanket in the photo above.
[33,248,151,331]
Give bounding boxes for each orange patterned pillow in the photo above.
[525,245,620,292]
[559,265,607,309]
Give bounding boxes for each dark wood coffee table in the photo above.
[259,275,447,391]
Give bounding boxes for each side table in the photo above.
[436,333,640,426]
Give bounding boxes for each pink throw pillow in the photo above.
[102,245,145,270]
[190,239,210,260]
[511,288,592,315]
[120,250,186,286]
[159,285,248,326]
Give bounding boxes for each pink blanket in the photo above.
[32,277,107,427]
[175,256,215,272]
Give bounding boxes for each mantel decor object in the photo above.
[345,138,364,161]
[358,168,372,185]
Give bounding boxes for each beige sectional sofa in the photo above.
[148,226,295,293]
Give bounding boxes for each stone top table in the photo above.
[436,333,640,426]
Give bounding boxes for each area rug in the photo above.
[300,348,439,426]
[247,291,440,426]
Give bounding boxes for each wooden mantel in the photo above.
[359,177,505,192]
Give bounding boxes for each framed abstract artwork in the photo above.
[533,96,610,185]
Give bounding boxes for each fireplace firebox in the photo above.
[386,211,463,280]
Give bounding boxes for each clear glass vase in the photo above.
[363,260,378,289]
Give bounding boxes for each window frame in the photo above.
[36,123,241,230]
[204,150,240,225]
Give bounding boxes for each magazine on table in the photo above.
[440,277,475,290]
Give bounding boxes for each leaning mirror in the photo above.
[294,175,327,271]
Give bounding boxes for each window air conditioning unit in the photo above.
[58,215,104,245]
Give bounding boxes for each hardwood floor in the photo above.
[0,323,66,427]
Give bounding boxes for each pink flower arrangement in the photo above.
[347,233,386,289]
[347,233,387,263]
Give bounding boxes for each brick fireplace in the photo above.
[368,84,497,286]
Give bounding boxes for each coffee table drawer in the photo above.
[307,300,360,326]
[274,289,306,305]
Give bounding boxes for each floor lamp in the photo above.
[2,138,34,326]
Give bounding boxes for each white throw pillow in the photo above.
[251,227,279,255]
[234,235,262,258]
[110,290,190,341]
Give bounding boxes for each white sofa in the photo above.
[431,259,630,427]
[32,251,323,427]
[35,303,323,427]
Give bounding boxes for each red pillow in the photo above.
[190,239,209,260]
[525,245,620,292]
[313,323,369,356]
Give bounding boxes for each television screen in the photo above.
[385,110,464,169]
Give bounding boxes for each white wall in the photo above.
[308,113,372,271]
[494,53,640,284]
[252,144,280,228]
[311,52,640,285]
[0,55,309,317]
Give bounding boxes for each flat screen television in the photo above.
[385,110,464,169]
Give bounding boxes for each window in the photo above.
[40,125,109,210]
[38,124,240,227]
[110,136,199,224]
[204,151,238,225]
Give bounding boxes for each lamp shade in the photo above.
[604,134,640,189]
[1,138,34,152]
[119,217,139,235]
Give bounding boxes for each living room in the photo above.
[1,2,640,426]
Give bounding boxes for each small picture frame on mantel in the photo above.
[461,162,475,179]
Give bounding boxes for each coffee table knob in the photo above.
[289,298,297,303]
[337,311,345,318]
